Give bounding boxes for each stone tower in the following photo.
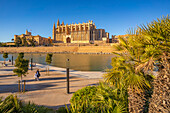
[25,29,28,35]
[52,23,56,41]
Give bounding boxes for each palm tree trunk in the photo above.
[128,87,146,113]
[149,54,170,113]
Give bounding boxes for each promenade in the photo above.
[0,61,102,109]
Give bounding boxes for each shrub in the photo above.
[70,86,97,113]
[22,102,53,113]
[93,82,128,112]
[57,107,68,113]
[70,83,128,113]
[0,95,22,113]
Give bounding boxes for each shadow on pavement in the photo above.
[0,79,81,93]
[25,76,75,82]
[0,69,14,71]
[0,74,17,78]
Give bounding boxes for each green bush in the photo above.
[93,83,128,112]
[56,107,68,113]
[22,102,53,113]
[70,83,128,113]
[70,86,97,113]
[0,95,22,113]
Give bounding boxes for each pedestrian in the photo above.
[35,69,41,81]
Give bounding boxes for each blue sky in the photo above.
[0,0,169,42]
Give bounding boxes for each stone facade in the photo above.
[113,34,129,43]
[53,20,109,43]
[14,30,52,46]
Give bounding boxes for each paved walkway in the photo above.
[0,61,102,109]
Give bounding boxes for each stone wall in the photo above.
[0,46,115,54]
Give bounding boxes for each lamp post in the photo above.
[12,53,13,65]
[31,53,33,70]
[66,59,70,94]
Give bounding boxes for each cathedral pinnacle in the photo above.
[57,19,60,26]
[53,23,55,28]
[62,21,64,25]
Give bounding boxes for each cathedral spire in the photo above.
[53,22,55,28]
[57,19,60,26]
[53,22,56,41]
[62,21,64,25]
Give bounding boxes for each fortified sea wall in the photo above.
[0,46,115,54]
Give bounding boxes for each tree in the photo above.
[45,53,53,75]
[104,30,155,112]
[3,52,8,64]
[21,37,28,46]
[28,37,36,47]
[15,37,22,47]
[104,53,152,112]
[18,52,24,59]
[13,53,29,92]
[135,15,170,113]
[0,42,2,47]
[105,15,170,113]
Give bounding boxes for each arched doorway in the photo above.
[66,37,71,43]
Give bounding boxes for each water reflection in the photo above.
[0,53,114,71]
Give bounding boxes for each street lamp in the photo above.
[31,53,33,70]
[12,53,13,65]
[66,59,70,94]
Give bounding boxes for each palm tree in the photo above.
[136,15,170,113]
[105,15,170,113]
[148,53,169,113]
[104,33,153,112]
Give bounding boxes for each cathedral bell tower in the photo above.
[52,23,56,41]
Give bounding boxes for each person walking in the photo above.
[35,69,40,81]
